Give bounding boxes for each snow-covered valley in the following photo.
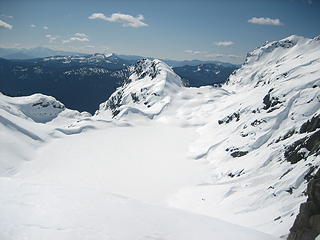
[15,123,207,205]
[1,35,320,240]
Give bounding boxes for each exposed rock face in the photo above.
[288,169,320,240]
[284,130,320,164]
[218,111,240,124]
[300,115,320,134]
[284,115,320,164]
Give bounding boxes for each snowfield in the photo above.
[16,123,207,205]
[0,178,275,240]
[1,35,320,239]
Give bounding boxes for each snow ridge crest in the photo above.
[227,35,320,86]
[96,58,183,119]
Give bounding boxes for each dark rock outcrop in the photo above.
[105,91,123,117]
[284,115,320,164]
[284,130,320,164]
[230,151,248,158]
[300,115,320,134]
[218,112,240,125]
[287,168,320,240]
[263,93,282,111]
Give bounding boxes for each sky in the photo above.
[0,0,319,64]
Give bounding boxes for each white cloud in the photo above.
[248,17,283,26]
[43,44,111,55]
[205,53,241,59]
[184,50,206,55]
[205,53,225,58]
[74,33,88,37]
[214,41,234,47]
[1,14,13,19]
[88,13,148,28]
[62,33,90,44]
[85,45,110,54]
[63,37,89,44]
[45,34,58,43]
[84,45,95,48]
[184,49,241,59]
[227,54,241,58]
[43,25,48,30]
[0,19,12,29]
[30,24,36,28]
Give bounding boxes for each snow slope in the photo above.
[1,35,319,239]
[15,123,208,205]
[0,178,275,240]
[166,35,320,237]
[0,93,90,176]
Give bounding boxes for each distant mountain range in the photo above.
[0,46,238,68]
[0,52,238,113]
[0,54,132,113]
[173,63,237,87]
[0,47,87,60]
[117,54,237,68]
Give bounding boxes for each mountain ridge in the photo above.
[96,58,183,119]
[0,46,238,67]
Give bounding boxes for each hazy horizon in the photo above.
[1,0,319,64]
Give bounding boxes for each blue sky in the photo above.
[0,0,319,64]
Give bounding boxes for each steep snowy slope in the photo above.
[165,35,320,237]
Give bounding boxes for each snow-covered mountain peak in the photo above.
[96,58,183,119]
[91,53,108,58]
[42,52,129,65]
[313,35,320,41]
[129,58,182,85]
[227,35,320,86]
[106,52,118,58]
[242,35,308,66]
[90,52,117,60]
